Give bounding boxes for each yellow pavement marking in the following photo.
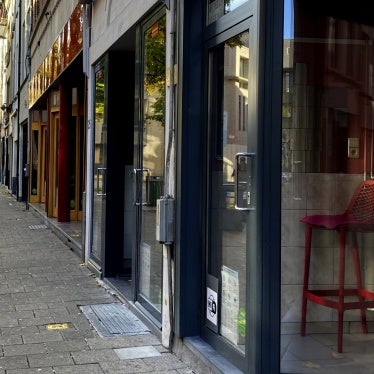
[46,323,69,330]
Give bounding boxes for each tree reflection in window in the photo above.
[144,16,166,126]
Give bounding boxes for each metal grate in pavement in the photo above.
[29,224,48,230]
[80,303,150,337]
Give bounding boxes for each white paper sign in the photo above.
[221,265,239,344]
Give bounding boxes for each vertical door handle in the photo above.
[133,168,150,206]
[96,167,107,196]
[235,152,255,211]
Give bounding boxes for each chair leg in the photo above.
[337,227,346,353]
[352,232,368,333]
[301,224,312,336]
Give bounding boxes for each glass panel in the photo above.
[41,110,47,123]
[138,15,166,313]
[41,126,47,201]
[53,118,59,210]
[281,1,374,371]
[78,117,84,211]
[207,0,248,24]
[32,110,39,122]
[30,129,39,196]
[207,31,249,354]
[69,120,77,212]
[92,65,106,261]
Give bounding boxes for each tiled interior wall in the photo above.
[281,173,374,332]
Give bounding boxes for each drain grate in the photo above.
[80,303,150,337]
[29,224,48,230]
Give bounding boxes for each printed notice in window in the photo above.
[221,265,240,345]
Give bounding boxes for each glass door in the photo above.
[134,11,166,320]
[91,62,107,266]
[204,23,254,371]
[48,112,59,218]
[69,116,84,221]
[29,110,47,204]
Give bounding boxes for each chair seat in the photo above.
[301,213,374,231]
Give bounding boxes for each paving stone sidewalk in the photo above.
[0,187,195,374]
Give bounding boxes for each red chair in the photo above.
[300,179,374,353]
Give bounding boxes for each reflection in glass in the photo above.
[54,119,59,210]
[281,2,374,372]
[207,0,248,24]
[92,66,106,261]
[208,31,249,353]
[69,117,83,219]
[138,15,166,313]
[31,129,39,196]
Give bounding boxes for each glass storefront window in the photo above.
[31,128,39,196]
[281,1,374,371]
[91,65,106,262]
[138,14,166,314]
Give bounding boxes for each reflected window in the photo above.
[207,0,249,24]
[281,1,374,372]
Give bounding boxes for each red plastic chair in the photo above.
[300,179,374,353]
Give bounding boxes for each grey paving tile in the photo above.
[99,360,150,373]
[71,348,119,364]
[1,310,34,320]
[176,369,197,374]
[0,334,23,345]
[2,325,40,336]
[0,355,29,370]
[143,353,188,371]
[22,330,64,344]
[52,364,104,373]
[28,352,74,368]
[60,330,96,340]
[44,339,90,353]
[34,308,70,319]
[85,334,161,350]
[18,317,55,327]
[0,315,18,328]
[7,368,55,374]
[3,342,47,356]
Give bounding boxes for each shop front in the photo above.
[28,5,85,223]
[177,0,374,373]
[85,0,374,372]
[87,1,167,330]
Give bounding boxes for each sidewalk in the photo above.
[0,187,195,374]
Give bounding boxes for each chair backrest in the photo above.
[346,180,374,223]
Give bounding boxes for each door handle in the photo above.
[234,152,255,211]
[133,168,150,206]
[96,167,107,196]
